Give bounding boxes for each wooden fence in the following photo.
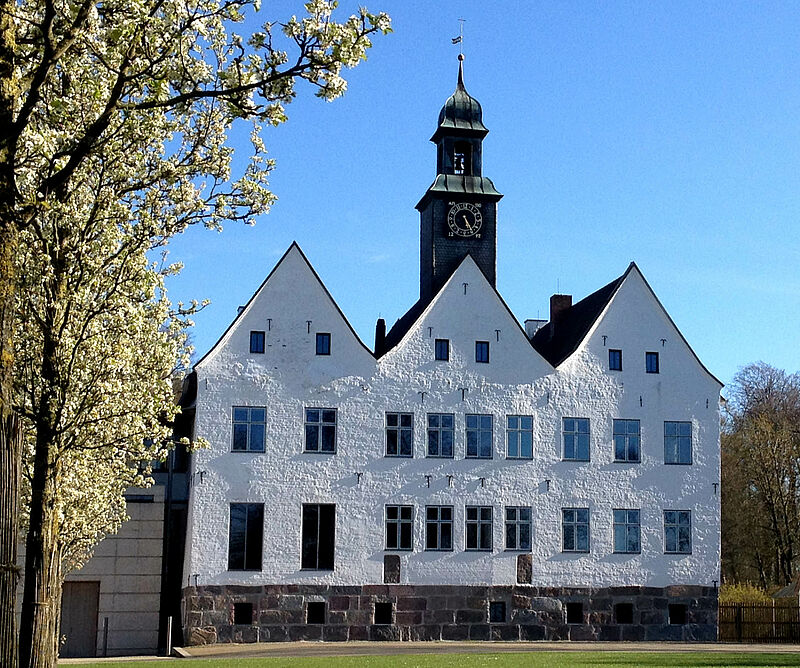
[719,601,800,642]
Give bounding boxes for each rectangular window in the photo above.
[454,151,466,175]
[566,602,583,624]
[228,503,263,571]
[304,408,336,453]
[374,601,393,625]
[385,505,413,551]
[306,601,325,624]
[315,332,331,355]
[563,417,590,461]
[249,330,265,354]
[475,341,490,363]
[301,503,335,569]
[434,338,449,361]
[465,414,493,459]
[506,415,533,459]
[613,509,641,553]
[427,413,454,458]
[646,351,659,373]
[669,603,687,625]
[465,506,493,551]
[489,601,506,623]
[664,421,692,464]
[664,510,692,554]
[613,419,640,462]
[425,505,453,551]
[562,507,590,552]
[232,407,266,453]
[615,603,634,624]
[609,349,622,371]
[385,412,413,457]
[233,602,253,624]
[505,506,532,551]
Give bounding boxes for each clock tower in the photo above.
[416,55,503,300]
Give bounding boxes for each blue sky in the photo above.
[165,1,800,392]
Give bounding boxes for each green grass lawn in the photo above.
[63,653,800,668]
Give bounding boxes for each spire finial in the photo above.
[452,19,465,86]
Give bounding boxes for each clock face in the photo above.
[447,202,483,238]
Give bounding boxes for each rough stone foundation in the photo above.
[182,584,717,644]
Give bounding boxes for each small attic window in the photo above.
[316,333,331,355]
[250,331,265,354]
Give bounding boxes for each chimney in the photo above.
[549,294,572,336]
[374,318,386,356]
[524,319,548,339]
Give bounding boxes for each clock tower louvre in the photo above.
[416,55,503,301]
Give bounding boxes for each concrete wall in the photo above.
[64,486,164,656]
[182,245,721,598]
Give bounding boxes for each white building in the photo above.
[180,59,721,644]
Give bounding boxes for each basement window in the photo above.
[306,601,326,624]
[669,604,687,625]
[615,603,634,624]
[374,601,393,625]
[233,602,253,625]
[489,601,506,623]
[566,602,583,624]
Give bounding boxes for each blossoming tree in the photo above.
[0,0,390,664]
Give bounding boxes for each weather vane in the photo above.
[452,18,465,57]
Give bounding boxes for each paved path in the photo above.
[58,640,800,663]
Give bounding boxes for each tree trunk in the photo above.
[19,437,61,668]
[0,0,21,662]
[19,322,63,668]
[0,414,21,668]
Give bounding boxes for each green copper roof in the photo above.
[433,57,488,139]
[415,174,502,210]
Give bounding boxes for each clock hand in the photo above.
[462,214,472,231]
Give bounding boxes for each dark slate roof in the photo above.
[531,267,630,367]
[381,294,435,356]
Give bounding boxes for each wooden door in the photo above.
[60,581,100,657]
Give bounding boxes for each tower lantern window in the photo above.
[454,152,465,174]
[453,141,471,175]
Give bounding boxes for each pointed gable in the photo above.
[195,242,374,374]
[381,254,552,381]
[534,263,721,387]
